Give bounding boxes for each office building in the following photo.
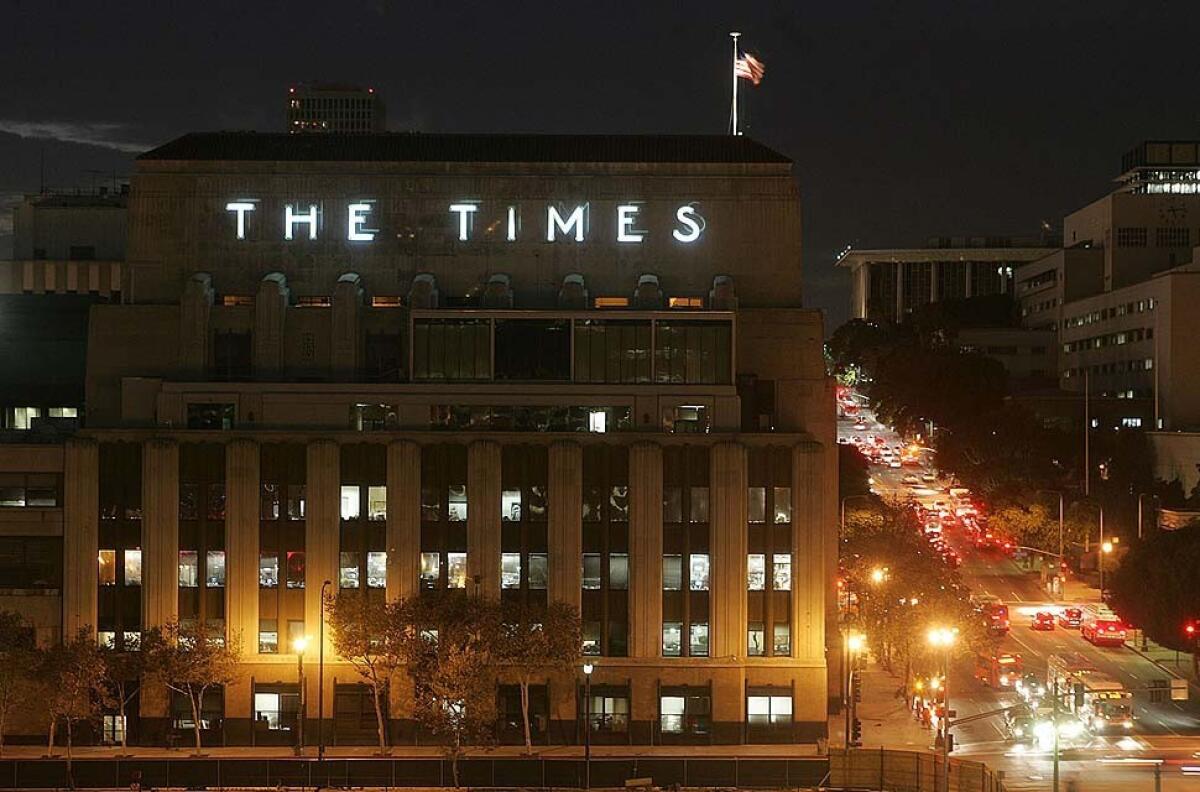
[286,83,386,134]
[0,132,836,747]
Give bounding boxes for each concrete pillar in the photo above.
[628,443,662,659]
[964,261,973,298]
[142,439,179,631]
[930,261,939,303]
[386,440,421,602]
[791,443,827,664]
[331,274,363,381]
[62,438,99,638]
[225,440,259,655]
[254,273,289,379]
[179,273,213,380]
[467,441,501,596]
[306,440,339,653]
[547,442,582,609]
[894,263,905,320]
[710,442,747,660]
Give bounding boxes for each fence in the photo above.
[0,756,830,790]
[828,748,1006,792]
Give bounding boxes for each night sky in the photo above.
[2,1,1199,329]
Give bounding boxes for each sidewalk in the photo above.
[829,658,932,751]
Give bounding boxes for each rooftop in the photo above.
[139,132,792,165]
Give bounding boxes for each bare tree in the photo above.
[494,602,581,753]
[395,591,500,787]
[326,593,402,753]
[0,611,36,758]
[100,641,150,753]
[143,620,241,754]
[40,628,112,768]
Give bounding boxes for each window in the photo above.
[574,320,652,384]
[1115,227,1147,248]
[773,553,792,591]
[186,403,235,430]
[366,552,387,588]
[206,551,225,587]
[448,486,468,521]
[340,486,361,520]
[659,691,711,736]
[663,555,683,590]
[609,554,629,590]
[259,619,279,654]
[178,550,199,588]
[412,318,491,381]
[583,554,602,589]
[494,319,571,381]
[689,487,709,523]
[748,448,793,658]
[587,692,630,733]
[689,554,710,591]
[124,549,142,586]
[0,474,60,508]
[529,554,548,590]
[748,622,765,656]
[689,623,709,656]
[501,489,522,522]
[662,622,683,656]
[367,486,386,520]
[663,488,683,523]
[286,551,306,589]
[655,321,732,384]
[748,554,766,590]
[501,553,521,589]
[340,552,360,588]
[1121,417,1143,428]
[773,487,792,523]
[582,446,630,657]
[420,552,440,589]
[747,694,792,725]
[748,487,766,523]
[0,537,63,588]
[774,623,791,655]
[447,552,467,588]
[259,553,279,587]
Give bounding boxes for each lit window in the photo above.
[747,695,792,724]
[501,489,522,522]
[367,552,387,588]
[748,487,766,523]
[689,623,709,656]
[340,552,360,588]
[609,554,629,590]
[588,409,607,433]
[258,619,278,654]
[774,624,791,655]
[97,631,116,650]
[367,486,386,520]
[773,487,792,523]
[124,549,142,586]
[748,554,766,590]
[689,554,710,591]
[668,296,703,308]
[582,554,602,589]
[447,552,467,588]
[420,552,440,589]
[660,695,685,731]
[748,623,765,656]
[448,486,468,522]
[662,622,682,657]
[259,553,279,588]
[340,486,361,520]
[178,551,199,588]
[593,297,629,308]
[286,551,306,589]
[501,553,521,589]
[773,554,792,591]
[206,550,225,587]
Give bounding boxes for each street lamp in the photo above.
[293,635,309,756]
[844,632,866,747]
[870,566,889,585]
[927,627,957,792]
[318,579,332,763]
[582,662,594,790]
[1100,540,1114,599]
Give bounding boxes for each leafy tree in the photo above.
[327,593,402,753]
[100,642,151,753]
[394,592,500,787]
[494,601,581,753]
[143,620,241,754]
[838,443,871,501]
[935,405,1072,501]
[40,628,112,762]
[0,611,36,758]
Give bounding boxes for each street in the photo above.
[840,400,1200,790]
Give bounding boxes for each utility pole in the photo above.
[1052,677,1060,792]
[1084,369,1091,497]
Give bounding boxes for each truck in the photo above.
[974,650,1023,687]
[1046,653,1134,733]
[1080,604,1127,647]
[972,593,1011,636]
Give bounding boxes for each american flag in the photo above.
[735,53,765,86]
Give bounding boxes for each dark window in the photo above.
[495,320,571,381]
[364,334,403,382]
[212,332,252,381]
[654,321,732,385]
[500,446,549,610]
[420,445,469,590]
[98,443,142,646]
[412,319,491,382]
[187,403,235,430]
[748,447,792,657]
[662,446,710,658]
[178,445,226,633]
[574,320,652,384]
[68,246,95,261]
[339,444,388,602]
[260,444,307,651]
[0,473,61,507]
[0,536,63,588]
[581,446,629,657]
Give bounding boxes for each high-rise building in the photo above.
[286,82,386,134]
[0,132,837,747]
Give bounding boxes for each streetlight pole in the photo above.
[294,636,308,756]
[318,580,331,762]
[927,627,957,792]
[582,662,593,790]
[1037,489,1065,596]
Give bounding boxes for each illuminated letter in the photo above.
[285,204,319,241]
[449,203,478,241]
[672,205,704,243]
[507,206,519,241]
[226,201,256,240]
[617,204,645,243]
[348,202,376,242]
[547,204,587,242]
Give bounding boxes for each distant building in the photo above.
[286,82,386,134]
[836,236,1058,323]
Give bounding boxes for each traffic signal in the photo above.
[851,718,862,745]
[852,674,863,704]
[1186,623,1196,639]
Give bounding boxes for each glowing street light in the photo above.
[293,636,309,755]
[927,626,957,792]
[870,567,889,585]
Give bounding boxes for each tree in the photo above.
[100,642,151,753]
[494,601,581,753]
[0,611,36,758]
[394,592,500,787]
[144,620,241,754]
[40,628,111,763]
[839,443,871,501]
[326,594,402,753]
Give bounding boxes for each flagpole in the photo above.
[730,31,740,136]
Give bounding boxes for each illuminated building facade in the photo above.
[0,132,836,746]
[286,82,386,134]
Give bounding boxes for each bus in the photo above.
[974,650,1023,687]
[1047,654,1133,733]
[1080,604,1127,647]
[972,594,1010,636]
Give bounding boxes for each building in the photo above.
[286,83,386,134]
[0,132,836,747]
[836,236,1057,323]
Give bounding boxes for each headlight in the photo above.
[1124,720,1133,729]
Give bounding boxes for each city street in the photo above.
[839,399,1200,789]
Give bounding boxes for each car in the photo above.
[922,472,937,483]
[1057,607,1083,628]
[853,421,867,431]
[888,459,902,468]
[1031,611,1055,631]
[902,474,921,485]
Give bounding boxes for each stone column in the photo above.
[547,442,582,609]
[62,438,99,638]
[791,442,827,664]
[142,439,179,631]
[254,274,289,379]
[710,442,747,660]
[225,440,259,654]
[178,273,213,380]
[628,443,662,659]
[331,274,363,381]
[306,441,340,654]
[386,441,421,602]
[467,441,501,596]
